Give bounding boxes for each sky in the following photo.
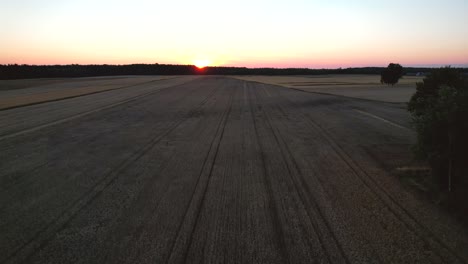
[1,0,467,68]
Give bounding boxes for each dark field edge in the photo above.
[2,64,467,80]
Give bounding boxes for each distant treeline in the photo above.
[1,64,467,80]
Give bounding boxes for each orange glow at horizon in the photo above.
[2,47,467,68]
[193,59,211,69]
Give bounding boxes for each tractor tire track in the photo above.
[0,77,198,141]
[2,80,219,264]
[263,81,467,263]
[245,82,289,263]
[0,77,205,195]
[166,83,236,263]
[251,82,349,263]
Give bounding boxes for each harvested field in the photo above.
[0,76,467,263]
[234,75,424,102]
[0,76,137,91]
[0,76,179,110]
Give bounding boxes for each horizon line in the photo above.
[2,63,468,70]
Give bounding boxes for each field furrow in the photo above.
[0,76,467,264]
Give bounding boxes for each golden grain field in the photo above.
[233,75,423,102]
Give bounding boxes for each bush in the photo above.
[408,67,468,217]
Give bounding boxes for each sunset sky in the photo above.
[1,0,467,68]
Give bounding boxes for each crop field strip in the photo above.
[0,79,221,264]
[247,83,349,263]
[165,83,235,263]
[0,77,204,194]
[1,76,467,264]
[0,79,215,202]
[0,77,178,111]
[253,82,390,262]
[252,82,350,262]
[0,77,200,140]
[232,75,423,103]
[0,79,219,262]
[69,80,233,264]
[254,81,467,263]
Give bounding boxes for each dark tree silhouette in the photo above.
[380,63,403,85]
[408,67,468,219]
[1,64,465,80]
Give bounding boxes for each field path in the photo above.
[0,76,467,263]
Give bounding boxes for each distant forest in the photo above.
[1,64,467,80]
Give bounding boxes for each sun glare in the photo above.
[194,59,210,69]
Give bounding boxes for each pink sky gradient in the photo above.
[1,1,467,68]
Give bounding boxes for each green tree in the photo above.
[408,67,468,217]
[381,63,403,85]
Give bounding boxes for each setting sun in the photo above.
[194,59,211,69]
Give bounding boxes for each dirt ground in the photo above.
[0,76,467,263]
[233,75,423,102]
